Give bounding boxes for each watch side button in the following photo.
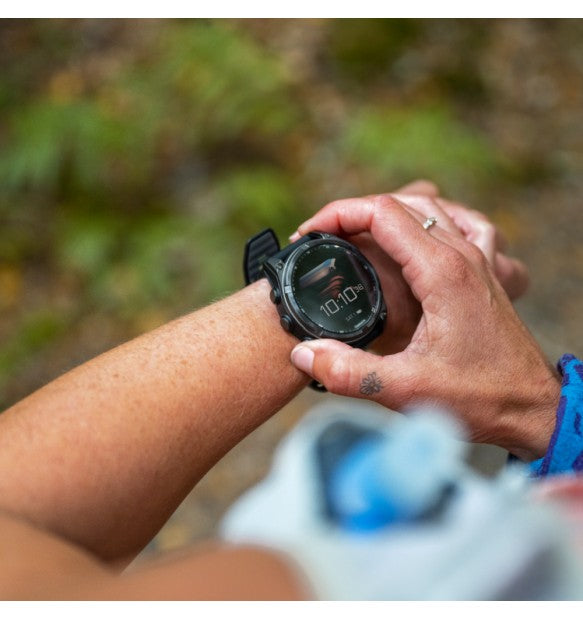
[270,288,281,304]
[280,315,292,332]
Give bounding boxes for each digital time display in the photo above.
[290,243,378,335]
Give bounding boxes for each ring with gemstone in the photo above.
[423,216,438,230]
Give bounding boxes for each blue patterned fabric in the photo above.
[529,354,583,478]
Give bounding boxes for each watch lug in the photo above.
[262,258,279,282]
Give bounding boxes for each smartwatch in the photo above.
[244,229,387,388]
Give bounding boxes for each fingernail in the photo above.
[297,220,311,234]
[289,231,300,242]
[291,345,315,374]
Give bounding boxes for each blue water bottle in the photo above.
[326,412,465,532]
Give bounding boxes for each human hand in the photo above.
[293,181,529,355]
[389,180,529,301]
[289,194,560,461]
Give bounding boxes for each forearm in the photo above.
[0,511,306,600]
[88,544,308,600]
[0,279,308,561]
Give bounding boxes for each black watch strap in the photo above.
[243,228,280,285]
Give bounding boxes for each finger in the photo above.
[390,194,463,238]
[455,207,497,264]
[294,195,457,301]
[295,195,376,239]
[395,179,440,198]
[290,339,416,407]
[494,253,530,300]
[435,199,529,298]
[375,197,468,258]
[290,190,454,242]
[436,199,509,256]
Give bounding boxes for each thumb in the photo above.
[291,339,412,405]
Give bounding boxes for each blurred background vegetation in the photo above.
[1,19,582,552]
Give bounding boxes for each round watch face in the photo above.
[288,242,381,336]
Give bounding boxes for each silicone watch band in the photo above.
[243,229,328,392]
[243,228,281,285]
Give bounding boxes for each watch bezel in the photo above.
[277,236,385,344]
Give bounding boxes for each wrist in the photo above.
[501,365,561,462]
[241,278,311,385]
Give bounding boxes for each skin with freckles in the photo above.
[0,251,422,598]
[0,279,308,565]
[0,279,312,599]
[0,180,537,599]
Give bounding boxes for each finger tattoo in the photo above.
[359,371,384,396]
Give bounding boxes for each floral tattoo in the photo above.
[359,371,383,396]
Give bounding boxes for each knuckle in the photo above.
[336,200,353,221]
[465,241,489,268]
[364,194,403,230]
[441,247,472,281]
[325,355,354,394]
[325,199,344,211]
[371,193,400,212]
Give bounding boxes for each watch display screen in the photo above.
[290,243,379,335]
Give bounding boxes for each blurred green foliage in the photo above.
[325,18,423,85]
[0,310,66,398]
[0,19,512,407]
[343,105,501,185]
